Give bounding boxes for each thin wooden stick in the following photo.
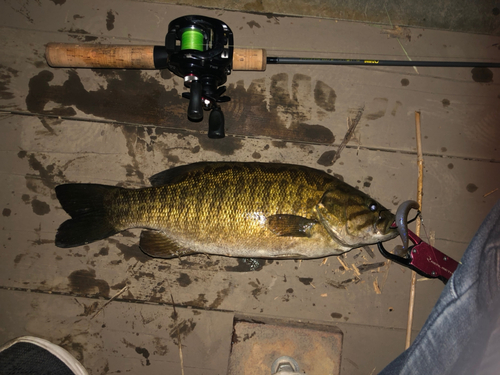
[484,188,499,198]
[331,107,364,165]
[170,293,185,375]
[164,279,185,375]
[405,111,424,349]
[90,285,129,320]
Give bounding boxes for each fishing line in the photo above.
[180,27,205,51]
[419,216,433,251]
[407,211,420,225]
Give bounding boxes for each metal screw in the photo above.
[277,363,295,372]
[443,256,448,261]
[413,248,417,253]
[431,271,437,276]
[271,356,300,374]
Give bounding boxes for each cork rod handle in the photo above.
[232,48,267,71]
[45,43,267,71]
[45,43,157,69]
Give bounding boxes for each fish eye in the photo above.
[369,202,377,212]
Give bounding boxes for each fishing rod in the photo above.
[45,15,500,138]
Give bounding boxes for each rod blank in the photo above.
[267,56,500,68]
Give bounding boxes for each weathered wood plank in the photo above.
[0,288,234,375]
[0,288,420,375]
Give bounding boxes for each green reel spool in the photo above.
[181,28,205,51]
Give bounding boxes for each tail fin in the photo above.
[55,184,121,248]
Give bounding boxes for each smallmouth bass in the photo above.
[55,162,397,259]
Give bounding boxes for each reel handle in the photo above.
[45,43,266,71]
[187,81,203,121]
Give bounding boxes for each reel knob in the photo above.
[208,106,225,138]
[187,80,203,121]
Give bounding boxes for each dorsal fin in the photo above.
[149,162,224,187]
[149,161,339,187]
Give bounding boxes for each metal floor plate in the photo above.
[228,317,343,375]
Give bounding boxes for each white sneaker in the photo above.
[0,336,88,375]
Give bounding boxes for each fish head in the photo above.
[318,188,398,247]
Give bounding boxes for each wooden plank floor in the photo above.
[1,1,499,374]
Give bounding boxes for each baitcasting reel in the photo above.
[160,16,234,138]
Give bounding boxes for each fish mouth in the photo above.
[385,221,398,234]
[379,211,398,236]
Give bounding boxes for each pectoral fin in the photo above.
[139,231,197,259]
[266,214,317,237]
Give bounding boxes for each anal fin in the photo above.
[266,214,317,237]
[139,231,197,259]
